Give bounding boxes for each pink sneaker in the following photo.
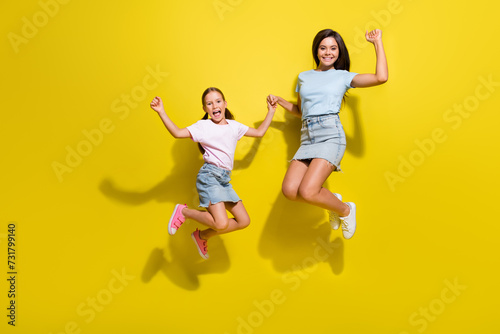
[168,204,187,235]
[191,229,209,259]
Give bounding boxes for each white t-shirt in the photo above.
[187,119,249,170]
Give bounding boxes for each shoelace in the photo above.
[341,219,349,232]
[329,211,340,222]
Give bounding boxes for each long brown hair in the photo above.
[198,87,235,154]
[312,29,350,71]
[312,29,352,106]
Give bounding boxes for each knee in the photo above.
[297,185,318,203]
[237,217,250,230]
[213,218,229,231]
[282,183,299,201]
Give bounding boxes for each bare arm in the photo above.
[267,94,302,118]
[244,98,277,138]
[351,29,388,88]
[150,96,191,138]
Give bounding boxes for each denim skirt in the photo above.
[196,163,241,208]
[292,114,347,170]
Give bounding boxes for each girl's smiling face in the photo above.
[317,37,339,70]
[203,91,227,124]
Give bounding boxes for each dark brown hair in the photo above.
[198,87,235,154]
[312,29,350,71]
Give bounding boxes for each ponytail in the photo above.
[198,113,209,154]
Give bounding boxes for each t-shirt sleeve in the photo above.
[233,121,249,140]
[345,71,359,89]
[186,120,205,143]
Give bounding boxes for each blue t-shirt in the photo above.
[296,69,358,119]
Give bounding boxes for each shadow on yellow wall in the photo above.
[258,96,364,275]
[98,131,266,289]
[344,96,364,158]
[141,233,230,291]
[99,140,202,205]
[97,95,364,286]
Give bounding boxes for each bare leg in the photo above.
[282,159,350,216]
[182,202,227,230]
[282,159,309,202]
[182,201,250,240]
[201,201,250,240]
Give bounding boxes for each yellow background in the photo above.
[2,0,499,333]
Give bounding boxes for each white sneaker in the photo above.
[329,193,343,230]
[340,202,356,239]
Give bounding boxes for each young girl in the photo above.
[268,29,388,239]
[150,87,276,259]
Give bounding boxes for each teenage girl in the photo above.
[268,29,388,239]
[150,87,276,259]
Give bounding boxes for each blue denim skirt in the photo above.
[293,114,346,170]
[196,163,241,208]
